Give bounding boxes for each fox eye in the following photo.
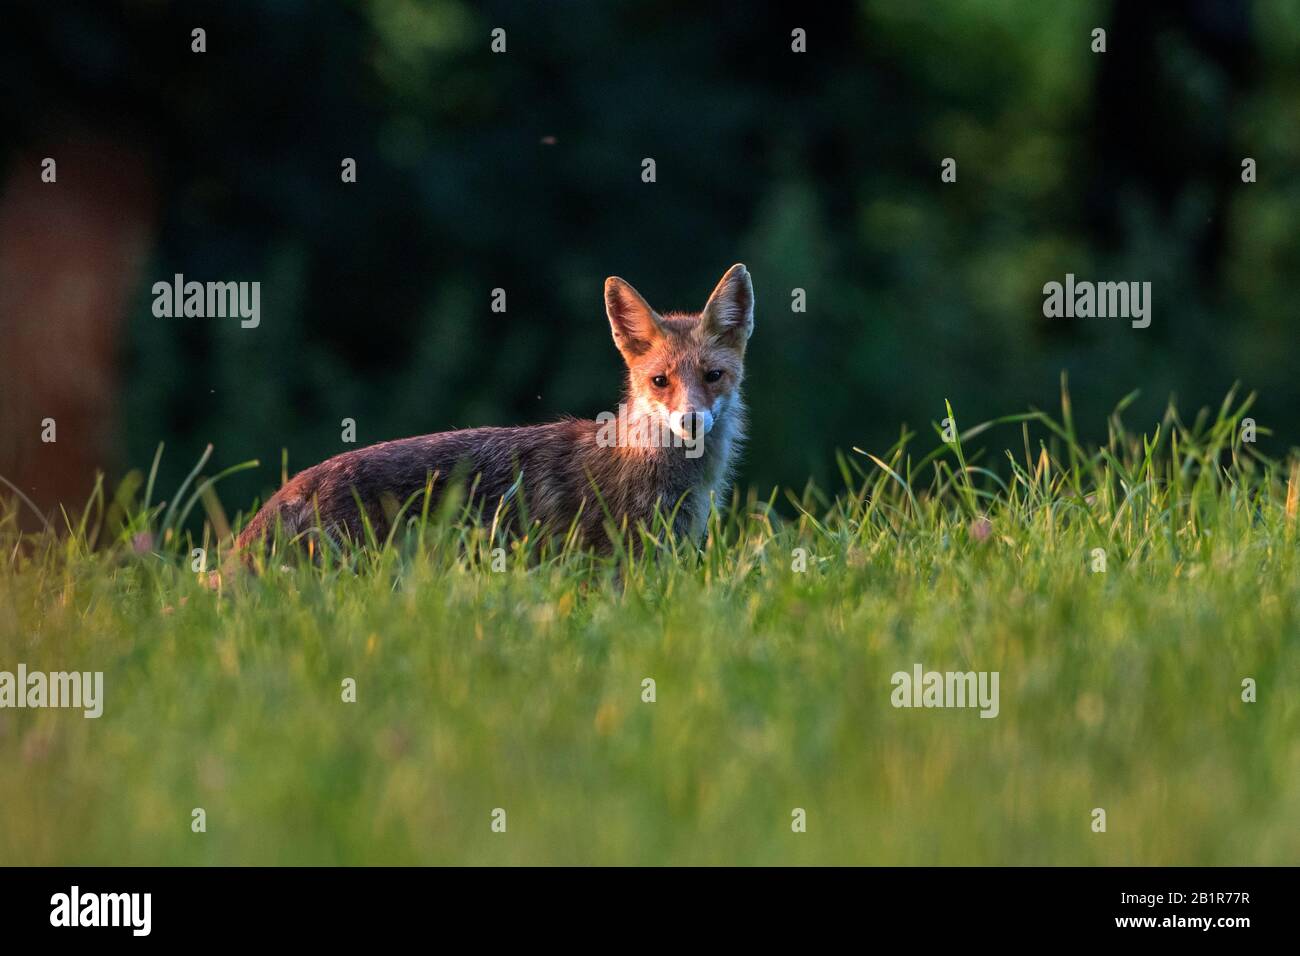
[704,369,724,383]
[652,375,668,388]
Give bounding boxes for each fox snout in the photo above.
[669,407,714,442]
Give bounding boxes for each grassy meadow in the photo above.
[1,385,1296,865]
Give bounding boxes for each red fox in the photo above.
[236,264,754,558]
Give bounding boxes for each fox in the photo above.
[235,264,755,560]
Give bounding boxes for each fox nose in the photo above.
[679,409,714,439]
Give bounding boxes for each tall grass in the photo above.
[0,382,1295,865]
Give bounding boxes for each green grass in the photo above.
[1,382,1296,865]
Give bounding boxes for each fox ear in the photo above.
[702,263,754,349]
[605,276,663,359]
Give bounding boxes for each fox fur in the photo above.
[236,264,755,558]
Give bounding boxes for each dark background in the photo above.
[1,0,1295,522]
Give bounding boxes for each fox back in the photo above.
[236,264,755,558]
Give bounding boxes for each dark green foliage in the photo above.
[4,0,1297,514]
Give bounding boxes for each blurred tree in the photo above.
[0,0,1294,527]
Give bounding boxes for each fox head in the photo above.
[604,264,754,450]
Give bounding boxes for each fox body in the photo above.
[236,264,755,556]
